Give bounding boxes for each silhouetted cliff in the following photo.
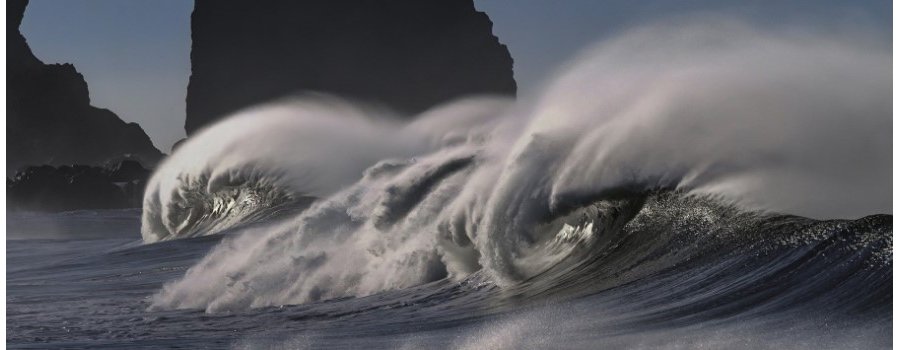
[7,0,163,174]
[185,0,516,135]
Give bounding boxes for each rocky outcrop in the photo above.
[185,0,516,134]
[7,0,163,175]
[7,160,151,212]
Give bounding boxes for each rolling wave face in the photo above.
[144,18,890,313]
[140,170,307,242]
[141,97,512,242]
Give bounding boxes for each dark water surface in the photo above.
[6,207,892,349]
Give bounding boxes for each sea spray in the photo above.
[144,18,890,311]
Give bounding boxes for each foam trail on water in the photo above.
[145,18,890,311]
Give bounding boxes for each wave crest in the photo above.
[144,18,890,311]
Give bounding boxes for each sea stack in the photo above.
[185,0,516,135]
[6,0,164,174]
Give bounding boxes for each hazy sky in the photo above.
[20,0,889,152]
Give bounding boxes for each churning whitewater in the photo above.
[140,17,890,323]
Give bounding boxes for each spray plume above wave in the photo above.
[141,18,890,312]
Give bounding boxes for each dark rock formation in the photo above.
[7,0,163,175]
[7,160,151,212]
[185,0,516,134]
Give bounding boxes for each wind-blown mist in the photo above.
[141,95,512,242]
[142,19,890,312]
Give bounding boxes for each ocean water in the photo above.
[7,18,892,349]
[6,200,891,349]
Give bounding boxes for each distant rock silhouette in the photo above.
[7,160,151,212]
[7,0,163,175]
[185,0,516,134]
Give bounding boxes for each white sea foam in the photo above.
[144,17,890,311]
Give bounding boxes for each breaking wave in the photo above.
[142,18,890,313]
